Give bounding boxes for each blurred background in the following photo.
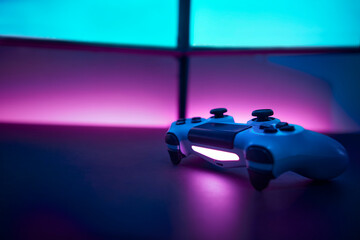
[1,2,360,240]
[0,0,359,133]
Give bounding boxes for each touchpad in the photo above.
[188,123,252,149]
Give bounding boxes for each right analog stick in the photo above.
[252,109,274,122]
[210,108,228,118]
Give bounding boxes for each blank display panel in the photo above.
[0,0,178,47]
[190,0,360,47]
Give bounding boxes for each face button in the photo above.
[263,126,277,133]
[191,117,202,123]
[279,125,295,132]
[176,119,186,125]
[210,108,228,118]
[259,124,272,129]
[252,109,274,122]
[276,122,288,128]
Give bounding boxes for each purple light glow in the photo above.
[188,56,341,132]
[173,168,248,240]
[0,46,177,127]
[0,92,175,127]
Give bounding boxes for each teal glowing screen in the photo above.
[1,0,359,48]
[190,0,360,47]
[0,0,178,47]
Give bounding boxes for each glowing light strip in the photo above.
[191,145,239,161]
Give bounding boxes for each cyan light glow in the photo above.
[2,0,359,48]
[0,0,178,47]
[191,0,360,47]
[192,146,240,161]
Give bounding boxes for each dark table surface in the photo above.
[1,123,360,240]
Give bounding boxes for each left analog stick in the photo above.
[210,108,228,118]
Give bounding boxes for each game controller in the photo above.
[165,108,349,190]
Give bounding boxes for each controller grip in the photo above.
[246,135,349,190]
[274,143,349,180]
[289,155,348,180]
[247,153,348,191]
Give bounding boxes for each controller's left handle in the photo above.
[165,133,184,165]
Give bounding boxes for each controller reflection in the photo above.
[174,165,249,240]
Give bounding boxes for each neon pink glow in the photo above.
[0,46,177,127]
[188,56,359,133]
[192,145,239,161]
[173,168,247,239]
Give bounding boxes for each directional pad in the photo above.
[176,119,186,125]
[191,117,202,123]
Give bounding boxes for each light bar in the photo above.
[191,145,239,161]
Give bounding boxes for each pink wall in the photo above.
[188,55,359,133]
[0,46,359,133]
[0,46,178,127]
